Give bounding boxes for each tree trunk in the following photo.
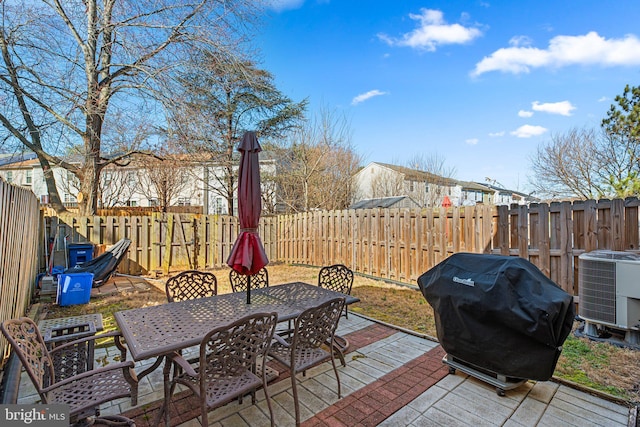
[79,128,102,216]
[41,161,67,214]
[78,159,99,216]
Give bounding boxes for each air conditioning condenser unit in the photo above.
[578,250,640,344]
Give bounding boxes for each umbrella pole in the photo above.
[247,275,251,304]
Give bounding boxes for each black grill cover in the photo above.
[418,253,575,381]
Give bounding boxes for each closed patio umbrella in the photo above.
[226,131,269,304]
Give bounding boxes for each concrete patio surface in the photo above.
[15,311,633,426]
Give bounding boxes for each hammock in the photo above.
[64,238,131,287]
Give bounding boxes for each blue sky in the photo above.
[256,1,640,191]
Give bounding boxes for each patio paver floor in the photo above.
[14,306,633,426]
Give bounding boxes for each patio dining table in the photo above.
[115,281,359,363]
[115,281,358,425]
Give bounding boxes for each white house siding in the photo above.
[0,156,277,214]
[352,162,529,207]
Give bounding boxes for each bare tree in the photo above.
[98,166,139,208]
[405,153,457,207]
[0,8,67,212]
[369,169,404,199]
[0,0,261,215]
[135,152,191,212]
[269,108,361,212]
[529,128,607,200]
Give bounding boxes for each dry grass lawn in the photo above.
[43,263,640,403]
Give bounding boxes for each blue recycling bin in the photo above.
[57,272,94,306]
[68,243,94,268]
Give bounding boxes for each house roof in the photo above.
[0,158,39,170]
[476,182,540,201]
[350,195,419,209]
[373,162,457,186]
[0,152,37,167]
[457,180,494,192]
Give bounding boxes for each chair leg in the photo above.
[291,372,300,426]
[261,365,275,427]
[332,335,349,367]
[201,400,209,427]
[334,344,346,367]
[330,352,342,399]
[85,414,136,426]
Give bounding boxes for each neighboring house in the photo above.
[352,162,534,207]
[350,195,420,210]
[352,162,457,208]
[0,152,277,215]
[456,180,495,206]
[479,182,539,206]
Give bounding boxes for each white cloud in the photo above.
[351,89,388,105]
[378,9,482,51]
[532,100,576,116]
[509,35,533,47]
[471,31,640,76]
[489,131,505,137]
[598,96,609,102]
[466,138,479,145]
[518,110,534,118]
[268,0,304,12]
[511,125,548,138]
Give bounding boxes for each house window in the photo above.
[25,170,32,185]
[409,181,414,192]
[148,198,159,207]
[6,171,12,183]
[177,197,191,206]
[64,193,77,203]
[126,200,138,207]
[463,190,483,202]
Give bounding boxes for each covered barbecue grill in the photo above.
[418,253,574,394]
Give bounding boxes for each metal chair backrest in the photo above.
[229,267,269,293]
[318,264,354,295]
[292,297,346,354]
[198,312,278,397]
[165,270,217,302]
[1,317,55,400]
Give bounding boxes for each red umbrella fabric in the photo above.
[227,131,269,303]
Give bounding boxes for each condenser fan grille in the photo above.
[579,259,616,324]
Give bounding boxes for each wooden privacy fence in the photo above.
[44,197,640,300]
[278,205,494,284]
[46,213,278,276]
[0,179,40,364]
[278,198,640,298]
